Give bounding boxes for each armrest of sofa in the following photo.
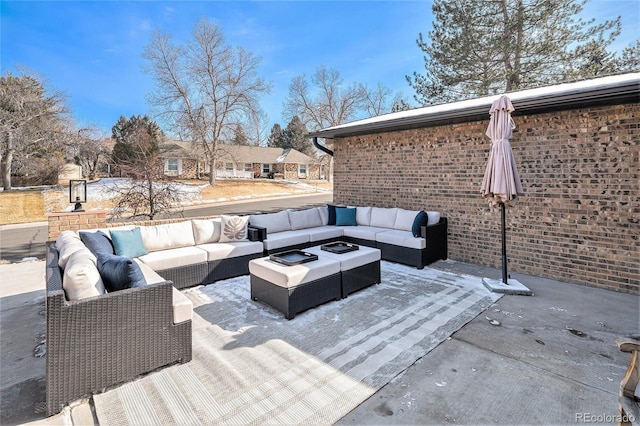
[248,225,267,241]
[45,242,192,416]
[420,217,448,260]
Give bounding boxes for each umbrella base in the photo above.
[482,277,533,296]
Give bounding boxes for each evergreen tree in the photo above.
[407,0,622,105]
[231,124,249,146]
[267,123,285,148]
[111,115,163,170]
[283,116,313,156]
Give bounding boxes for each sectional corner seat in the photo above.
[248,206,448,270]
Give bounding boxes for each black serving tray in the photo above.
[270,250,318,266]
[321,241,359,254]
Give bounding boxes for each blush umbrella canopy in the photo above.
[481,95,532,295]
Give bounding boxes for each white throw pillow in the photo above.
[288,208,323,230]
[369,207,399,229]
[192,219,222,244]
[249,210,291,234]
[56,230,91,269]
[394,209,420,232]
[139,221,196,252]
[63,249,106,300]
[219,215,249,242]
[356,207,372,226]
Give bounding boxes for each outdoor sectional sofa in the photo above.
[44,205,447,415]
[248,205,448,270]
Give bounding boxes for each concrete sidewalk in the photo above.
[1,259,638,425]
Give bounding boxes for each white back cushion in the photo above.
[63,249,105,300]
[139,221,196,252]
[426,211,441,225]
[288,208,323,230]
[249,210,291,233]
[192,219,222,244]
[394,209,420,232]
[316,206,329,225]
[56,231,89,268]
[369,207,399,229]
[356,206,372,226]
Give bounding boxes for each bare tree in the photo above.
[73,127,110,180]
[0,71,69,189]
[363,82,393,117]
[143,19,272,185]
[284,65,369,130]
[108,115,184,220]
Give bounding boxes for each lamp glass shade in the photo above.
[69,180,87,203]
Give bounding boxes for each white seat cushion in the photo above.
[376,229,426,250]
[306,245,381,271]
[340,226,389,241]
[307,226,344,243]
[171,287,193,324]
[137,246,207,270]
[249,256,340,288]
[197,241,264,261]
[262,230,310,252]
[134,260,192,323]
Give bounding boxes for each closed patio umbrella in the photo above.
[481,95,531,295]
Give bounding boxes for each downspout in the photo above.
[312,137,333,156]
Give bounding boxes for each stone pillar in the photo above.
[46,210,109,241]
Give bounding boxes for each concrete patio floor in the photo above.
[1,258,638,425]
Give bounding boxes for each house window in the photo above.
[166,159,180,174]
[298,164,307,177]
[262,164,271,173]
[244,163,252,172]
[225,162,234,172]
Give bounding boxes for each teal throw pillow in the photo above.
[109,227,148,258]
[96,253,147,291]
[335,207,357,226]
[411,211,429,237]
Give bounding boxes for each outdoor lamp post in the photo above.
[69,179,87,212]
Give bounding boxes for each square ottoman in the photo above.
[249,256,341,320]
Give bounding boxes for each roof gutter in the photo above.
[306,73,640,140]
[312,137,333,156]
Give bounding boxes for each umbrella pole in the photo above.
[501,202,508,284]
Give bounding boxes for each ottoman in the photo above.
[306,244,382,298]
[249,256,341,320]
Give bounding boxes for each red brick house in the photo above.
[308,73,639,294]
[160,141,328,181]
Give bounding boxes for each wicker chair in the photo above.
[45,242,192,416]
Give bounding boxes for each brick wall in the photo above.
[332,103,639,294]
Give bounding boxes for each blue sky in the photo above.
[2,0,638,138]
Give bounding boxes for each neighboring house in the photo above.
[159,141,326,180]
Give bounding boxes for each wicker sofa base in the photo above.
[206,253,263,284]
[341,260,381,298]
[250,272,342,320]
[45,243,192,416]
